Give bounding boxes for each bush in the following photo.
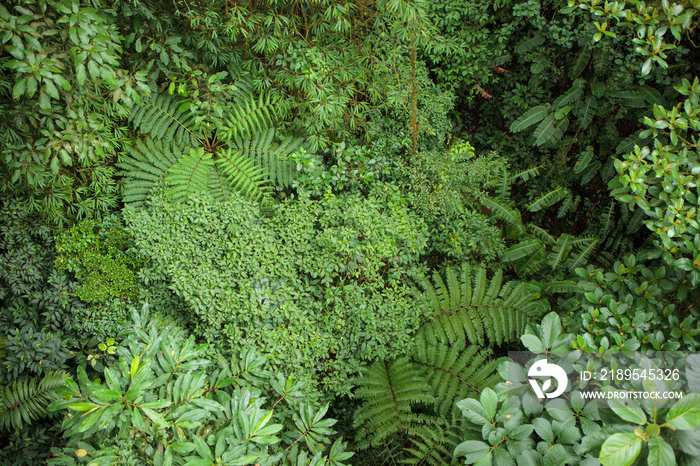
[126,187,429,394]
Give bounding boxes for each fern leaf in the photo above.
[230,129,302,188]
[0,372,65,431]
[353,359,433,450]
[165,148,214,202]
[215,149,271,202]
[222,94,275,143]
[526,187,568,212]
[117,138,183,209]
[130,93,198,146]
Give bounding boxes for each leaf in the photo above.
[527,187,568,212]
[532,116,568,146]
[501,239,543,262]
[647,437,675,466]
[575,147,594,174]
[516,34,545,53]
[607,397,646,424]
[598,433,642,466]
[521,334,546,353]
[577,95,597,129]
[454,440,491,463]
[569,47,591,79]
[612,91,646,108]
[666,393,700,430]
[639,86,665,106]
[510,105,549,132]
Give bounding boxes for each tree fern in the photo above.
[401,421,461,466]
[117,138,183,209]
[129,93,199,146]
[230,129,303,188]
[0,371,65,431]
[353,358,434,450]
[221,94,276,142]
[165,148,214,203]
[410,336,499,417]
[215,148,272,202]
[416,263,548,347]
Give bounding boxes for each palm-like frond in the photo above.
[130,93,199,146]
[215,148,272,202]
[416,263,548,347]
[0,371,66,431]
[353,358,434,450]
[165,148,215,203]
[117,138,183,209]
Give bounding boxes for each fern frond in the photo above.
[411,336,498,417]
[222,94,275,142]
[417,263,547,347]
[165,148,214,202]
[401,421,460,466]
[129,94,199,146]
[353,359,433,450]
[117,138,183,209]
[230,129,302,188]
[0,372,65,431]
[215,149,272,202]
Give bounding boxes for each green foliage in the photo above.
[454,313,700,466]
[47,304,354,465]
[571,253,700,352]
[352,358,435,450]
[0,198,81,384]
[0,1,147,225]
[126,189,429,394]
[54,216,143,302]
[352,263,548,463]
[417,263,549,347]
[0,371,65,431]
[120,90,301,207]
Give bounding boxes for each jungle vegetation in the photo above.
[1,0,700,465]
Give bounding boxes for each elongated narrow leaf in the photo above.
[516,34,545,53]
[501,239,543,262]
[612,90,646,108]
[575,147,594,174]
[527,187,568,212]
[569,47,591,78]
[577,95,597,129]
[533,116,568,146]
[510,106,549,132]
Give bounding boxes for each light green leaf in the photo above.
[666,393,700,430]
[647,437,675,466]
[599,433,642,466]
